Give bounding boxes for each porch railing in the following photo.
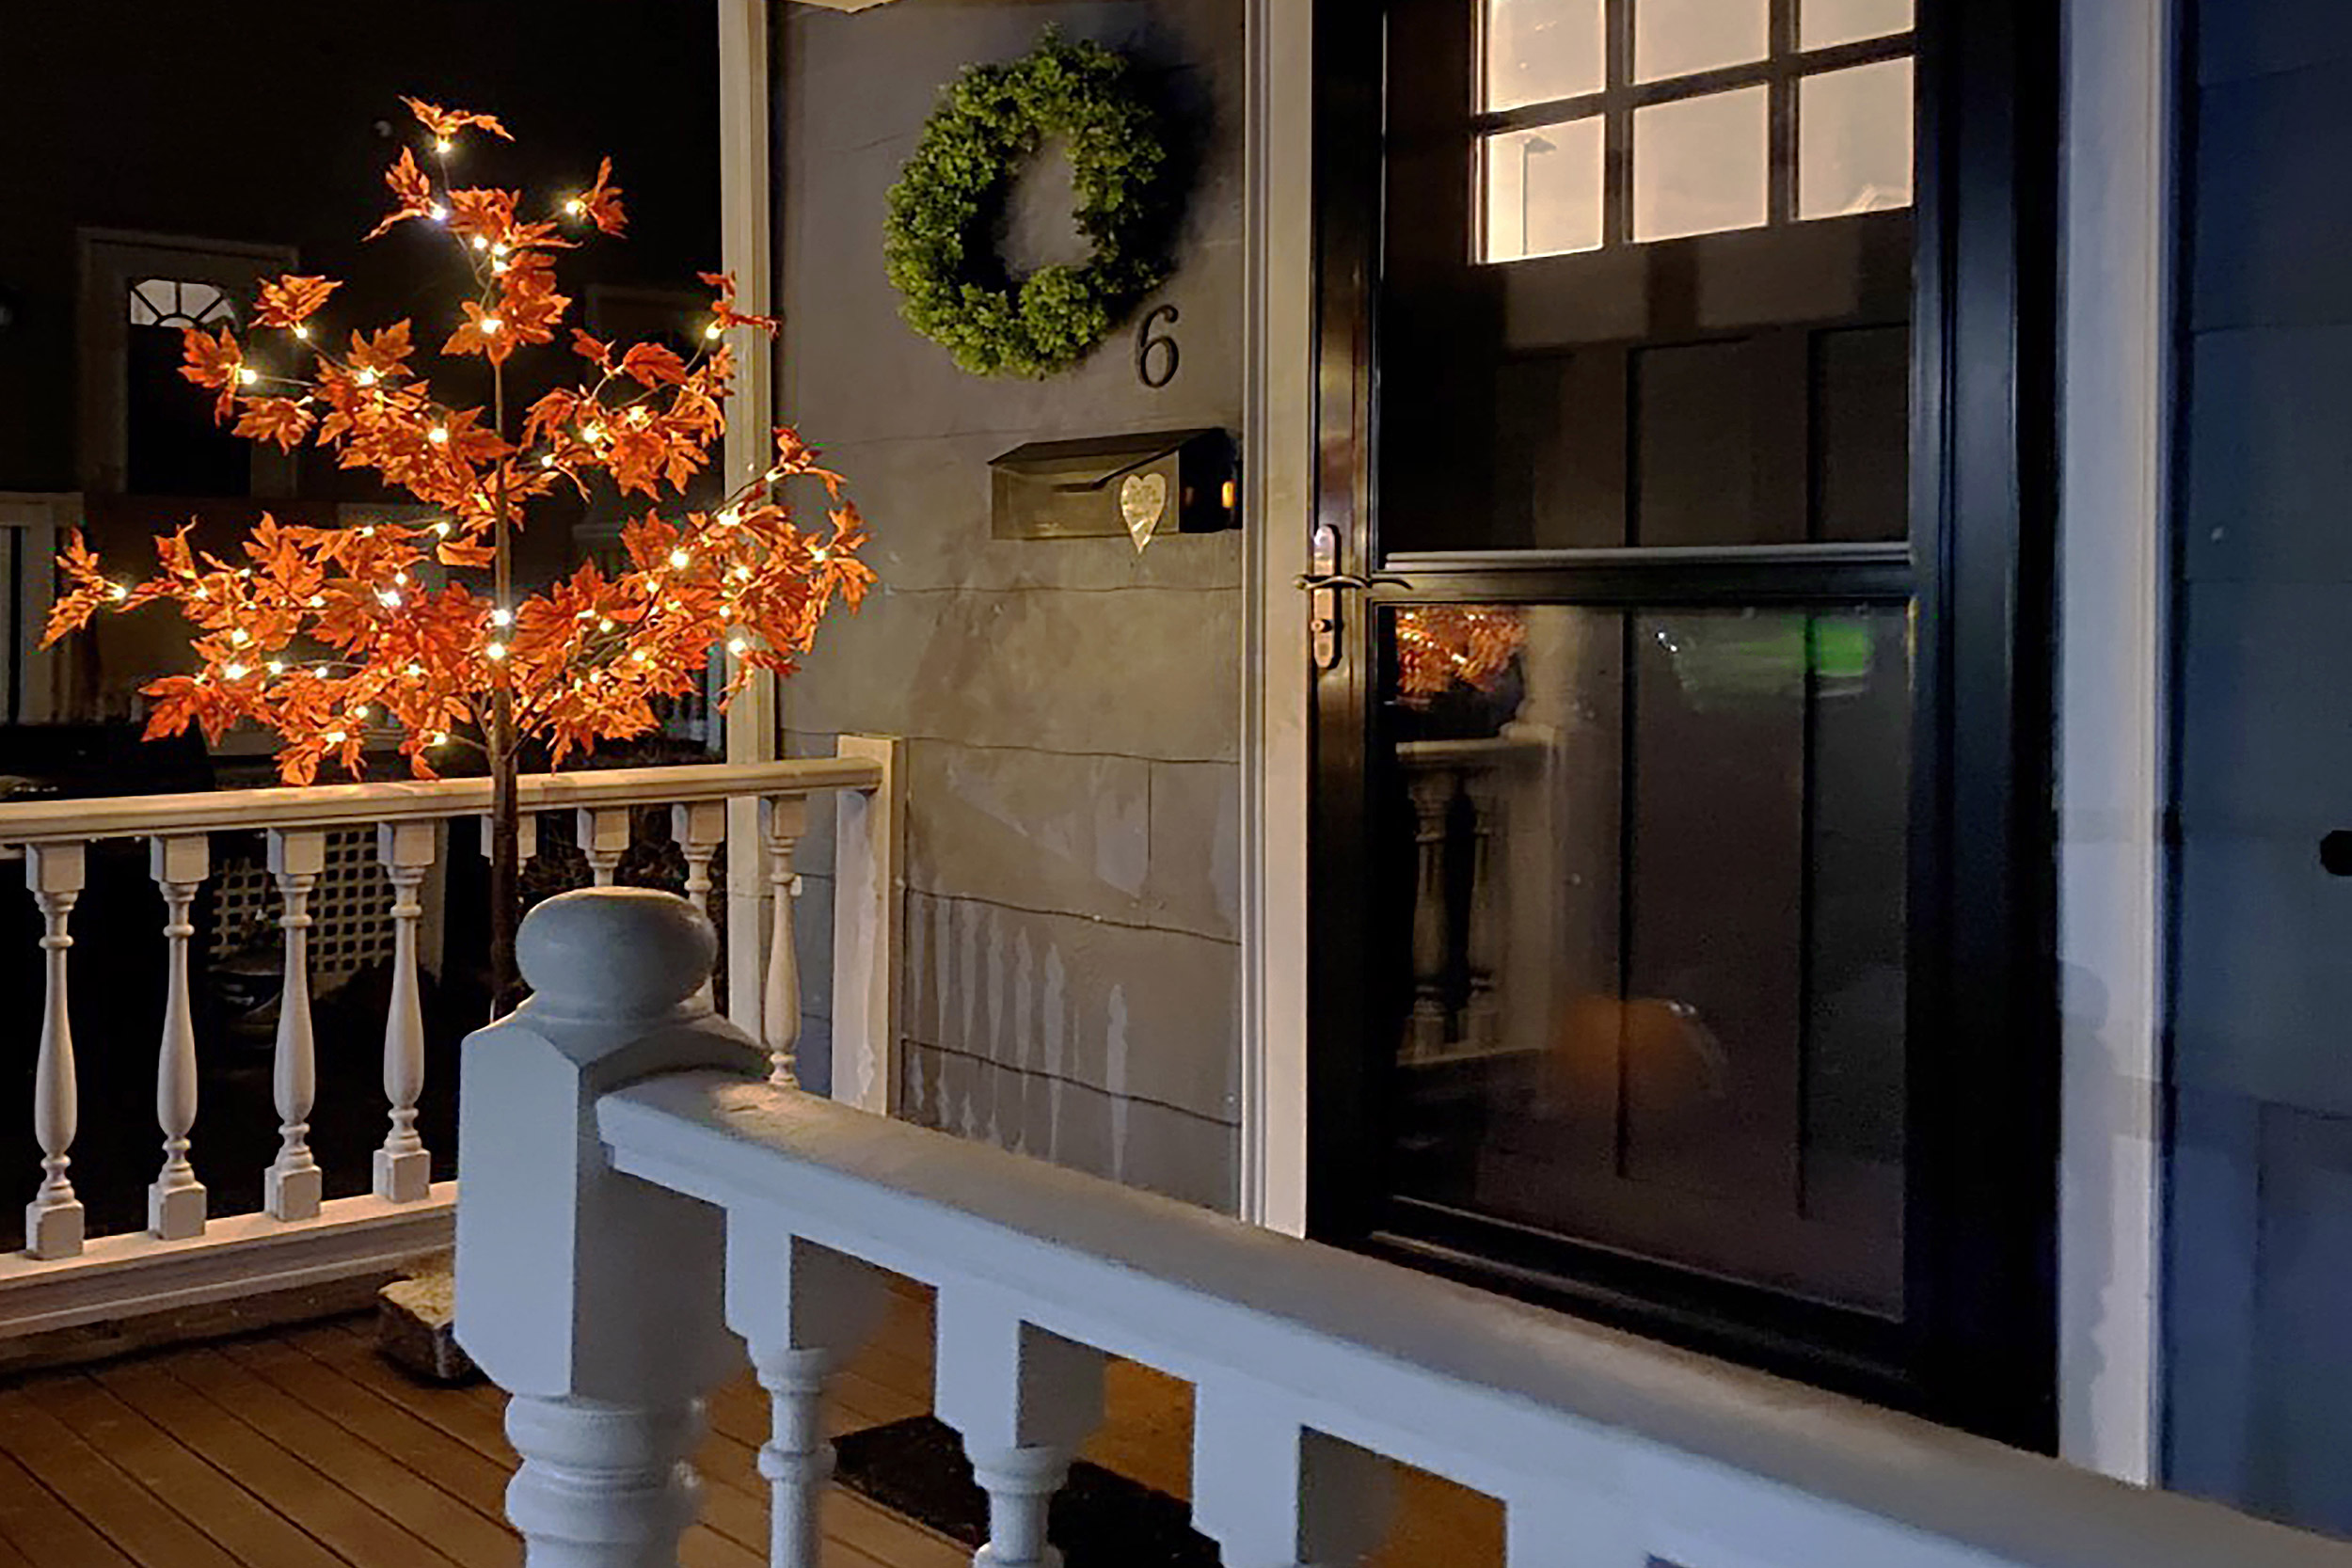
[456,889,2352,1568]
[0,739,901,1339]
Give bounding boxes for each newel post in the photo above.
[454,888,768,1568]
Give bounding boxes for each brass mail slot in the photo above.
[989,429,1237,547]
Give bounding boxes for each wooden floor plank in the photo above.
[0,1447,135,1568]
[93,1356,469,1568]
[0,1389,245,1568]
[18,1373,351,1568]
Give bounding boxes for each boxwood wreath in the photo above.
[883,33,1172,379]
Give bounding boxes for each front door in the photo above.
[1306,0,2057,1446]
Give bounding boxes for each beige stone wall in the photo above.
[777,0,1245,1209]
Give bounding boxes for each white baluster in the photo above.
[373,821,436,1203]
[22,843,86,1259]
[576,807,629,887]
[265,829,325,1222]
[1191,1391,1393,1568]
[1462,769,1504,1052]
[1405,768,1453,1061]
[671,800,725,918]
[761,796,808,1089]
[726,1227,886,1568]
[935,1286,1107,1568]
[148,835,209,1241]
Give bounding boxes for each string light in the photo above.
[470,235,489,252]
[489,607,513,628]
[539,454,557,469]
[430,202,449,222]
[223,662,249,680]
[377,589,403,608]
[109,583,130,601]
[485,641,507,661]
[563,197,584,217]
[229,628,251,646]
[266,660,286,676]
[394,570,410,585]
[597,617,614,633]
[704,322,723,341]
[432,520,453,536]
[405,662,423,677]
[292,323,311,341]
[667,547,690,569]
[355,705,373,721]
[727,637,749,657]
[630,648,649,663]
[356,368,378,388]
[582,423,606,443]
[434,136,453,154]
[427,426,450,445]
[238,367,261,387]
[325,729,348,745]
[429,731,450,747]
[480,316,503,335]
[627,406,649,426]
[490,242,509,258]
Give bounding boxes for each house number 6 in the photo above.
[1136,304,1181,388]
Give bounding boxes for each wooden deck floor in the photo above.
[0,1284,1502,1567]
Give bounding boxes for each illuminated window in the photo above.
[1476,0,1915,261]
[127,278,238,329]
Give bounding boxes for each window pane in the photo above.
[1799,59,1914,220]
[1634,0,1769,86]
[1374,602,1911,1313]
[1633,87,1769,242]
[1482,119,1606,262]
[1485,0,1606,110]
[1801,0,1914,50]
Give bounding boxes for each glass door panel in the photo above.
[1374,603,1909,1312]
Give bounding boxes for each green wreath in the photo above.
[883,32,1171,379]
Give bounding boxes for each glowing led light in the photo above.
[582,424,606,442]
[405,663,423,677]
[667,548,691,569]
[356,369,379,388]
[430,203,449,222]
[490,608,514,628]
[731,565,752,582]
[355,705,373,721]
[564,198,584,217]
[359,525,376,537]
[727,637,749,657]
[394,570,410,585]
[267,660,286,675]
[307,594,326,608]
[540,454,557,468]
[427,426,450,445]
[627,406,649,425]
[630,648,649,663]
[238,367,261,387]
[326,729,348,744]
[223,662,249,680]
[229,628,251,646]
[597,618,614,633]
[435,136,452,154]
[490,242,509,258]
[377,590,403,608]
[470,235,489,252]
[717,509,739,527]
[429,731,451,747]
[480,316,504,335]
[292,323,311,341]
[485,641,507,661]
[704,322,723,340]
[109,583,130,601]
[432,520,453,536]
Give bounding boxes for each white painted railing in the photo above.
[456,890,2352,1568]
[0,740,901,1338]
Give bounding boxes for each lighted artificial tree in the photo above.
[43,97,872,1006]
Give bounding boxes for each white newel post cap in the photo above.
[456,888,763,1406]
[517,886,718,1023]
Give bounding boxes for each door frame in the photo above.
[1237,0,2176,1470]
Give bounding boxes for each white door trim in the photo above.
[2055,0,2176,1485]
[1238,0,1316,1233]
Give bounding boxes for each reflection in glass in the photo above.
[1799,59,1915,220]
[1482,119,1607,262]
[1634,0,1769,85]
[1633,87,1769,243]
[1483,0,1606,111]
[1801,0,1915,50]
[1377,603,1910,1311]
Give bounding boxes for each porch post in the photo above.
[718,0,780,1036]
[453,889,768,1567]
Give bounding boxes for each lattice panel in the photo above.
[207,829,399,987]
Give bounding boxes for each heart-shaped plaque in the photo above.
[1120,471,1168,553]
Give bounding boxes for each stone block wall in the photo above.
[775,0,1246,1210]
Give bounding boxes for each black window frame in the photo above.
[1306,0,2060,1449]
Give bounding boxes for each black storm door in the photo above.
[1306,0,2058,1447]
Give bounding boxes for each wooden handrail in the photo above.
[0,755,883,846]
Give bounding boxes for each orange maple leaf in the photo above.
[618,341,687,388]
[700,271,779,332]
[401,96,514,142]
[346,322,415,380]
[179,325,245,420]
[576,157,628,237]
[254,275,341,330]
[234,397,315,451]
[367,148,439,239]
